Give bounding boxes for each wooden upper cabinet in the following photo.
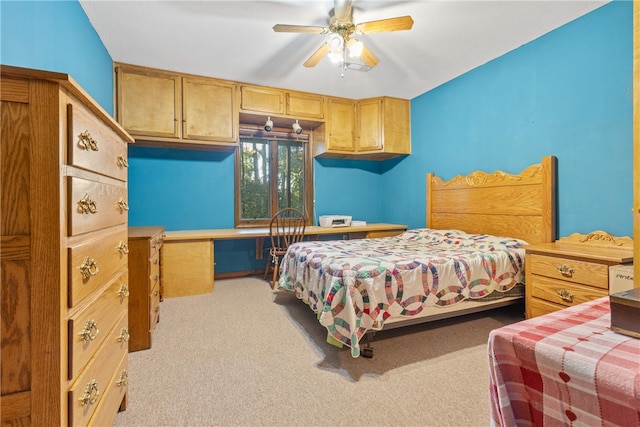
[287,91,324,119]
[357,98,383,151]
[239,85,285,115]
[183,78,237,142]
[356,96,411,157]
[116,66,180,139]
[115,63,238,149]
[326,97,356,152]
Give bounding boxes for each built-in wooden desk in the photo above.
[161,223,407,297]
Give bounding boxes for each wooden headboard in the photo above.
[426,156,557,244]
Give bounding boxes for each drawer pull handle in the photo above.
[117,327,130,343]
[79,256,99,279]
[78,130,98,151]
[557,289,575,303]
[116,198,129,213]
[154,290,159,297]
[556,264,575,276]
[117,241,130,255]
[155,306,160,313]
[117,283,130,300]
[116,154,129,167]
[79,379,100,406]
[77,194,98,214]
[80,319,99,342]
[117,370,129,387]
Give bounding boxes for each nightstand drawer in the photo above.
[529,253,609,289]
[530,275,608,308]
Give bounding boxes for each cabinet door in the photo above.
[116,67,180,138]
[286,91,324,119]
[240,85,285,115]
[326,98,355,151]
[183,78,238,143]
[357,98,383,151]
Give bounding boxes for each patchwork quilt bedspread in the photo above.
[277,228,527,357]
[488,298,640,426]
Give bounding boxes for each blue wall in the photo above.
[1,0,634,273]
[1,0,114,114]
[386,0,633,238]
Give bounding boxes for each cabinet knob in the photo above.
[556,289,575,303]
[77,193,98,214]
[79,379,100,406]
[117,283,130,300]
[117,327,130,343]
[78,130,98,151]
[556,264,574,276]
[79,319,99,342]
[79,256,99,279]
[117,241,130,255]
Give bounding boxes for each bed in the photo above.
[277,156,557,357]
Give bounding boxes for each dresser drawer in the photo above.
[87,351,128,427]
[68,101,129,182]
[68,177,128,236]
[68,228,128,308]
[529,254,609,289]
[150,251,161,286]
[530,274,608,308]
[68,273,129,380]
[149,281,161,331]
[528,297,564,318]
[68,313,128,427]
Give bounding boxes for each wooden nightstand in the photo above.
[525,231,633,318]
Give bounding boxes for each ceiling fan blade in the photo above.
[355,16,414,34]
[303,43,330,68]
[333,0,353,23]
[273,24,327,34]
[359,44,379,68]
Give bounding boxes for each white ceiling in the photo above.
[80,0,610,100]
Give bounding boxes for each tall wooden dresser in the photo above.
[128,226,165,352]
[1,66,134,425]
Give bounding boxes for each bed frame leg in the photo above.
[361,332,375,358]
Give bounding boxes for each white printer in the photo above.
[319,215,352,227]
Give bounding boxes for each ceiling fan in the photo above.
[273,0,414,69]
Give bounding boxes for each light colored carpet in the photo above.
[113,277,524,427]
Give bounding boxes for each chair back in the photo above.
[269,208,306,253]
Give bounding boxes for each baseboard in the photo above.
[215,269,264,280]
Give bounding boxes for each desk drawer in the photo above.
[68,177,128,236]
[68,274,128,380]
[68,101,129,182]
[68,228,128,308]
[529,254,609,289]
[530,274,608,308]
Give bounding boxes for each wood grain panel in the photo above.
[529,253,610,289]
[161,240,214,298]
[67,176,128,236]
[1,101,31,236]
[68,101,128,181]
[427,156,556,244]
[530,275,608,307]
[0,391,31,423]
[68,274,128,380]
[68,228,128,308]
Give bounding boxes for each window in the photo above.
[235,128,313,226]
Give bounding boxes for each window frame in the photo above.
[234,125,314,228]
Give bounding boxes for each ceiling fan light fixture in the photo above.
[328,51,343,64]
[327,33,344,53]
[347,39,363,58]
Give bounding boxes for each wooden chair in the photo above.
[264,208,306,289]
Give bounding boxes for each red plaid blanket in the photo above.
[488,297,640,426]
